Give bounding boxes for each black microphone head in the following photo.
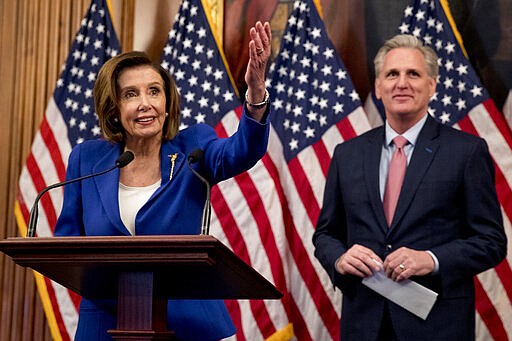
[116,151,135,168]
[188,149,204,164]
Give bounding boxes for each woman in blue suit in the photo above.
[55,21,272,341]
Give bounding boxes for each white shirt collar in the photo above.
[385,113,429,147]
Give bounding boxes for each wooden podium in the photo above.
[0,235,283,340]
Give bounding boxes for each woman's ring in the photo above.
[399,264,405,270]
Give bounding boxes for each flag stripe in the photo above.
[474,277,508,341]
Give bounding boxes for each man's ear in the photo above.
[375,78,382,99]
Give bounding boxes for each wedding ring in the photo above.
[256,48,264,55]
[399,264,405,270]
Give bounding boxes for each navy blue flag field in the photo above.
[363,1,512,339]
[15,0,120,340]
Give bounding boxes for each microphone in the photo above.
[187,149,211,235]
[26,151,135,237]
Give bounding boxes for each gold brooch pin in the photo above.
[169,153,178,180]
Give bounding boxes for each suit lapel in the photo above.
[93,145,128,235]
[364,128,389,232]
[390,116,441,230]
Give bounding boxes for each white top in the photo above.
[118,180,161,235]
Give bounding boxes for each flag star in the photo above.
[90,56,99,66]
[457,81,466,93]
[443,77,453,89]
[81,105,90,115]
[319,81,330,92]
[197,27,206,38]
[188,75,198,87]
[444,59,454,71]
[335,86,345,96]
[198,96,208,107]
[85,89,93,98]
[321,65,332,76]
[91,125,101,136]
[213,69,223,80]
[183,38,193,49]
[336,69,346,80]
[404,6,414,17]
[222,91,234,102]
[415,10,425,20]
[275,82,286,93]
[297,72,309,84]
[333,102,344,114]
[423,34,433,45]
[323,48,334,59]
[439,111,451,123]
[311,44,320,55]
[79,120,87,131]
[456,64,468,76]
[318,98,329,109]
[184,91,195,102]
[311,28,322,39]
[194,112,206,123]
[289,138,299,150]
[349,89,360,101]
[192,60,201,70]
[435,21,443,33]
[427,17,436,28]
[201,80,212,92]
[307,111,318,122]
[470,85,483,97]
[96,23,105,34]
[412,27,422,37]
[444,42,455,54]
[296,89,306,100]
[441,94,452,106]
[300,57,311,68]
[319,115,327,126]
[291,122,301,133]
[399,22,410,33]
[178,54,189,64]
[174,69,185,81]
[309,95,319,106]
[293,105,303,117]
[69,117,77,127]
[273,98,284,110]
[182,107,192,118]
[455,98,466,111]
[303,126,315,138]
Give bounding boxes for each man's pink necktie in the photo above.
[383,136,408,226]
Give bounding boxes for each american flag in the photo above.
[14,0,120,339]
[162,0,370,339]
[366,0,512,339]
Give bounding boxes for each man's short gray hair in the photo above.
[374,34,439,78]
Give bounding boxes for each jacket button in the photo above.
[386,244,392,250]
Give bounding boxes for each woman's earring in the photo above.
[113,117,119,123]
[165,112,169,117]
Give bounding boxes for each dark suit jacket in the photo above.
[313,115,506,340]
[54,110,270,341]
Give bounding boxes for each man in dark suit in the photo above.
[312,34,507,340]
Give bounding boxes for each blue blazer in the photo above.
[313,115,507,340]
[55,109,270,341]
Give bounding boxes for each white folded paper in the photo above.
[362,268,438,320]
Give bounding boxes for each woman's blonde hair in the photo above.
[93,51,181,143]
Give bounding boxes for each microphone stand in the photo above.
[26,151,134,237]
